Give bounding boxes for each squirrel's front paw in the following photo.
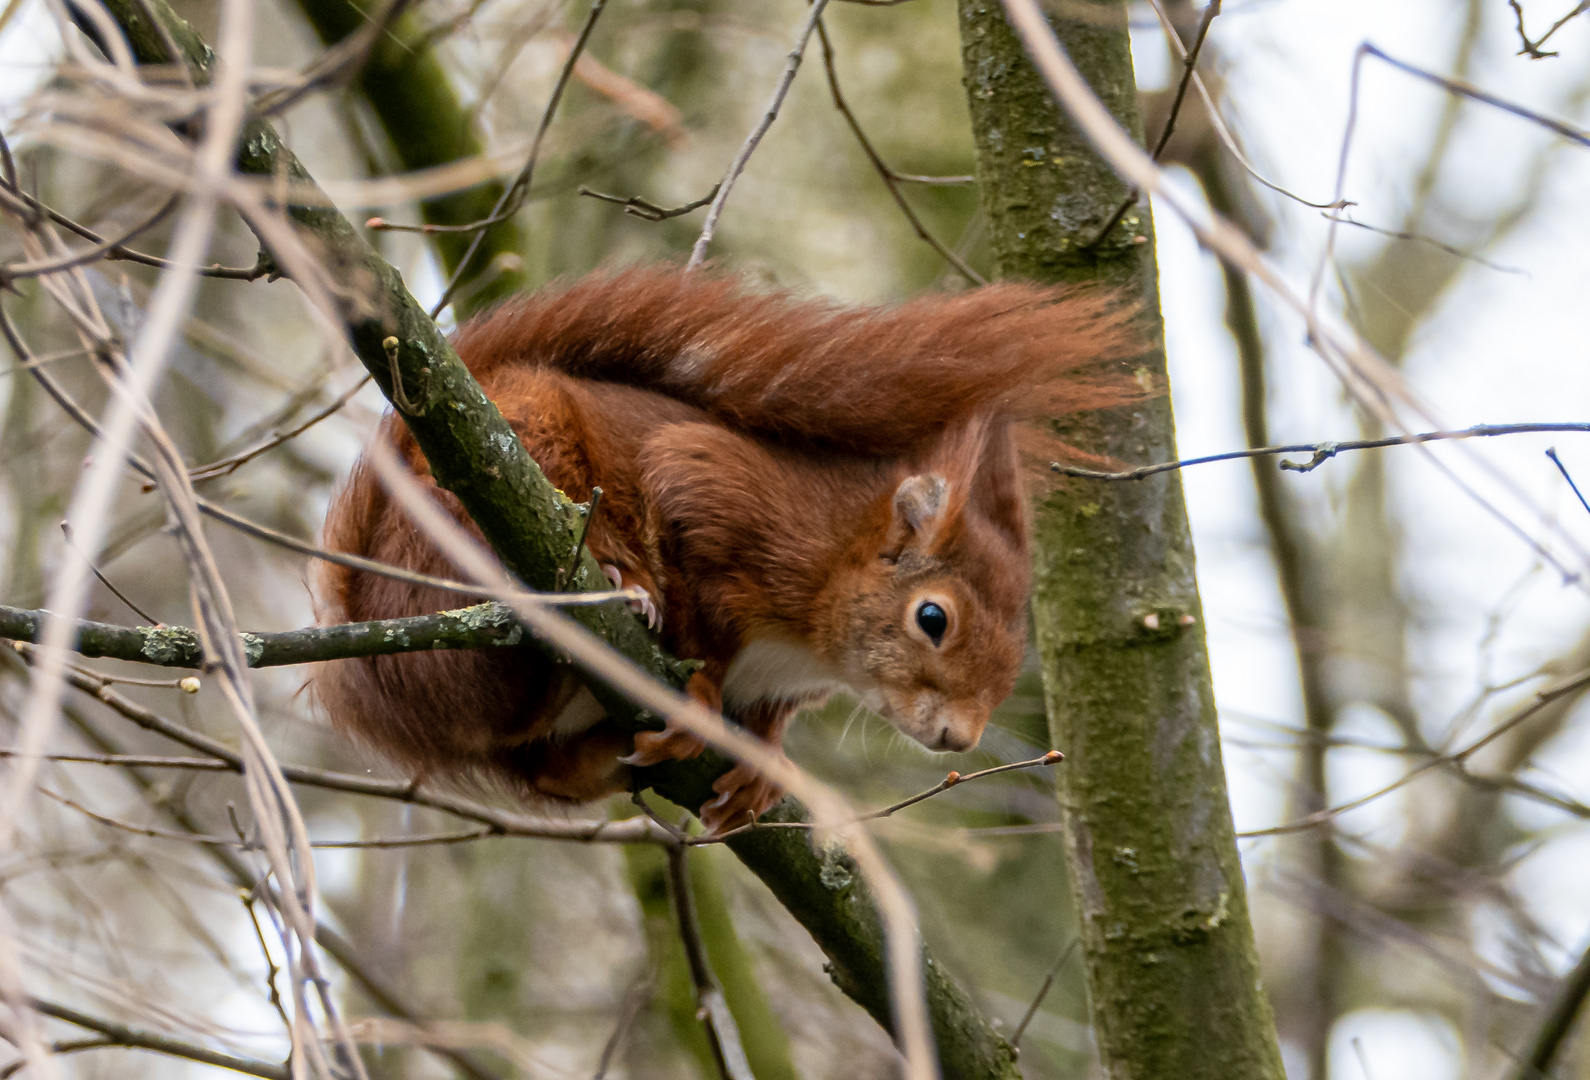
[602,564,660,630]
[620,720,706,767]
[617,672,719,768]
[700,756,787,835]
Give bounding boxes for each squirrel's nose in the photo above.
[935,723,978,752]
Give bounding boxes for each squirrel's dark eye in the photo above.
[915,601,948,646]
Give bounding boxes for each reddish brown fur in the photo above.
[315,266,1140,828]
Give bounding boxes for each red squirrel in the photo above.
[315,266,1137,831]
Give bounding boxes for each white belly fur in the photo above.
[723,636,847,711]
[550,684,606,739]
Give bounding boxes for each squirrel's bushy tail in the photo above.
[453,265,1143,457]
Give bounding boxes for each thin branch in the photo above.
[1141,0,1348,210]
[240,892,292,1036]
[1050,423,1590,482]
[1235,669,1590,839]
[577,184,719,222]
[186,372,372,481]
[699,751,1063,843]
[591,970,652,1080]
[1011,937,1079,1051]
[814,19,984,285]
[1506,928,1590,1080]
[1324,211,1527,274]
[686,0,834,269]
[1364,42,1590,147]
[59,520,159,625]
[28,997,290,1079]
[1546,447,1590,520]
[0,599,592,670]
[1508,0,1590,59]
[665,844,754,1080]
[0,194,177,285]
[9,642,674,845]
[0,177,273,280]
[43,788,495,848]
[0,1039,116,1078]
[422,0,610,317]
[1087,0,1221,249]
[253,0,419,117]
[558,485,601,590]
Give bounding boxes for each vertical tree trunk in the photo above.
[956,2,1287,1077]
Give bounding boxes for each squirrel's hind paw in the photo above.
[700,758,786,835]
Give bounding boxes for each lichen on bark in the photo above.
[957,1,1288,1076]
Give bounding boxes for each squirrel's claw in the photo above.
[602,563,661,631]
[620,720,706,767]
[700,757,786,835]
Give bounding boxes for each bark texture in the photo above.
[957,1,1287,1077]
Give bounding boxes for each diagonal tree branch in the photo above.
[28,997,290,1079]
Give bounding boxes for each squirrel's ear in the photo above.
[885,474,949,556]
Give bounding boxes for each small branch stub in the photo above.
[384,335,425,415]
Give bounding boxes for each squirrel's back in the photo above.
[453,265,1139,457]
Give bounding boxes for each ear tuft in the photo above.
[891,474,949,548]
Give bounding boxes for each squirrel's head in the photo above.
[829,417,1029,753]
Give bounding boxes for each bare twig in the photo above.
[43,788,497,849]
[0,194,177,285]
[8,641,673,844]
[1546,448,1590,520]
[27,997,290,1079]
[591,970,652,1080]
[0,1039,115,1079]
[1508,0,1590,58]
[1087,0,1221,250]
[186,373,372,481]
[665,844,754,1080]
[815,19,984,284]
[1050,423,1590,482]
[1141,0,1348,210]
[1011,937,1079,1051]
[1361,42,1590,147]
[577,184,719,221]
[559,486,601,589]
[1235,669,1590,839]
[0,178,272,280]
[422,0,611,317]
[686,0,834,269]
[1323,211,1526,274]
[58,520,159,625]
[240,892,292,1035]
[998,0,1590,585]
[253,0,419,117]
[1505,928,1590,1080]
[696,751,1063,844]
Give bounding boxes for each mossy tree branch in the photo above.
[958,1,1287,1078]
[78,4,1019,1074]
[0,600,527,668]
